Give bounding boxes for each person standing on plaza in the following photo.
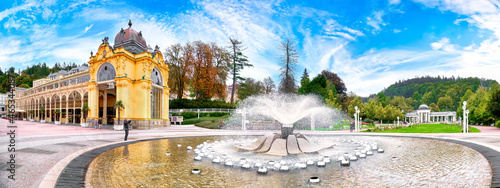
[124,118,132,141]
[97,117,102,129]
[350,121,355,132]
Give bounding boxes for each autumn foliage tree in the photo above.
[192,41,230,100]
[166,41,229,100]
[165,43,193,99]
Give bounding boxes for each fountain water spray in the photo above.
[228,94,342,156]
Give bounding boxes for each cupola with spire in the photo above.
[113,19,148,54]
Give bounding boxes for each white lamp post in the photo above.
[465,110,469,133]
[242,108,247,131]
[462,101,467,133]
[397,117,399,126]
[356,109,360,132]
[359,117,362,130]
[354,106,358,132]
[197,109,200,119]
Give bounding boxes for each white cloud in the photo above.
[0,1,37,21]
[413,0,499,15]
[393,29,401,33]
[366,11,385,33]
[389,0,401,5]
[430,38,457,51]
[84,24,93,33]
[323,19,365,41]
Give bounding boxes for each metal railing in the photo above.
[169,108,235,113]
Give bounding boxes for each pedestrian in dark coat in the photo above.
[350,121,355,132]
[124,118,132,141]
[97,117,102,129]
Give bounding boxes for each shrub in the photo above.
[208,112,229,117]
[363,118,374,123]
[170,99,235,109]
[181,111,197,119]
[496,120,500,128]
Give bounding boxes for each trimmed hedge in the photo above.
[171,112,230,119]
[496,120,500,128]
[170,99,235,109]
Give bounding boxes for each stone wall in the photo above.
[127,119,170,129]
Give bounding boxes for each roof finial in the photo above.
[128,19,132,27]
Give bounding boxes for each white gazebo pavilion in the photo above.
[404,104,456,123]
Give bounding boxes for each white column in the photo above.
[73,97,76,124]
[49,99,52,122]
[81,99,84,124]
[65,101,69,124]
[103,90,107,124]
[60,99,62,122]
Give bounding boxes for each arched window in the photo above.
[150,68,162,86]
[97,63,116,82]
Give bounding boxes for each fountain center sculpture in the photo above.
[232,94,339,156]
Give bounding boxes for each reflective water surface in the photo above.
[85,136,491,187]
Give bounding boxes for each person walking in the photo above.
[97,117,103,129]
[124,118,132,141]
[350,121,355,132]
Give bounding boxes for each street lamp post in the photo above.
[356,109,360,132]
[462,101,467,133]
[465,110,469,133]
[354,106,358,132]
[397,117,399,126]
[197,109,200,119]
[359,117,362,130]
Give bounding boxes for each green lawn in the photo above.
[182,116,226,125]
[180,116,227,129]
[369,123,481,133]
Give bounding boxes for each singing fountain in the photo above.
[84,94,493,187]
[231,94,338,156]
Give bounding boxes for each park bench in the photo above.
[170,116,183,125]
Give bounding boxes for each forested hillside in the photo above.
[376,76,498,110]
[360,76,500,126]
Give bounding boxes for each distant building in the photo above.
[404,104,457,123]
[0,93,7,115]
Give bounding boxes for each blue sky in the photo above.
[1,0,500,96]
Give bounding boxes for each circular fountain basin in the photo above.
[85,136,492,187]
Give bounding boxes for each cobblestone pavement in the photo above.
[0,119,499,188]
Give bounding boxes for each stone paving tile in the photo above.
[17,148,57,154]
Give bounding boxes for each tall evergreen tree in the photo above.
[301,68,309,81]
[229,38,252,104]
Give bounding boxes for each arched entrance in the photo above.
[97,62,117,125]
[150,68,163,119]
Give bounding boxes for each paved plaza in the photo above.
[0,119,499,187]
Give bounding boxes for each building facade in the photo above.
[0,93,8,116]
[404,104,457,124]
[13,20,170,129]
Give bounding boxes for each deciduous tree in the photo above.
[237,78,264,100]
[263,77,275,94]
[278,38,298,94]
